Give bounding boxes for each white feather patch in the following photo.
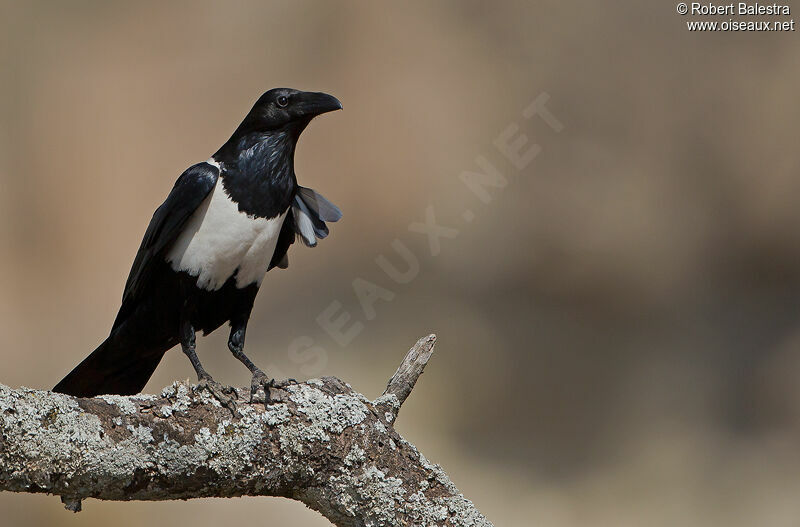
[166,174,287,291]
[293,200,318,247]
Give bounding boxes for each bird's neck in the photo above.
[214,131,297,219]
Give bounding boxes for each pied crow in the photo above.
[53,88,342,407]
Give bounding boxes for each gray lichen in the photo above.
[372,393,400,411]
[0,363,492,527]
[288,385,369,434]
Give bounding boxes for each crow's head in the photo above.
[234,88,342,138]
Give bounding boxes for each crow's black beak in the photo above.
[297,92,342,117]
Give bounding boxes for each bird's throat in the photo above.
[217,131,297,219]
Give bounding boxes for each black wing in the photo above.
[112,162,219,329]
[268,186,342,270]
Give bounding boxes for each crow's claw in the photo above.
[197,376,239,416]
[273,378,299,388]
[250,369,275,404]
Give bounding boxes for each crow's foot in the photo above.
[250,369,276,404]
[197,376,238,416]
[272,378,299,388]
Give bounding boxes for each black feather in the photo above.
[113,162,218,329]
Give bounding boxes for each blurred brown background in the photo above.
[2,0,800,525]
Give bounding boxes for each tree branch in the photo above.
[0,335,492,526]
[375,334,436,423]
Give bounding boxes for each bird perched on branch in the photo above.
[54,89,342,408]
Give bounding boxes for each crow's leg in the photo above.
[180,317,237,414]
[228,318,276,403]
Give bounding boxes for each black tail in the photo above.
[53,336,168,397]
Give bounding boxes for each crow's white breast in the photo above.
[166,175,286,291]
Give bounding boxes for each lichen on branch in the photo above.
[0,335,492,527]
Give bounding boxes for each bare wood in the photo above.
[374,334,436,423]
[0,336,492,527]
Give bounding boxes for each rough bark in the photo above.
[0,335,493,526]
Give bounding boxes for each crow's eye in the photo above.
[276,96,289,108]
